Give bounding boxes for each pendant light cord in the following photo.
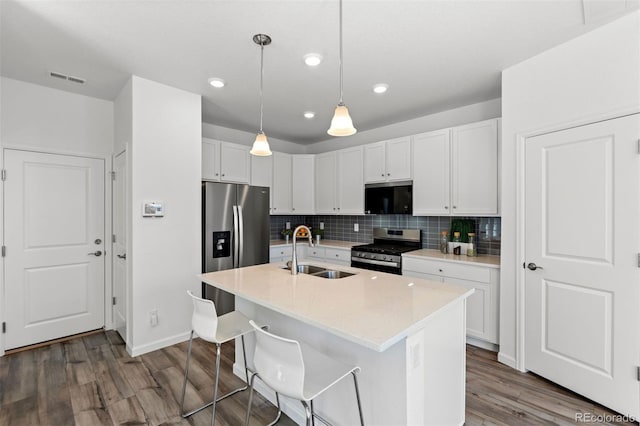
[339,0,344,104]
[259,41,265,133]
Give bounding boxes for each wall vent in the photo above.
[49,71,86,84]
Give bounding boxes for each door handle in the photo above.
[88,251,103,257]
[117,254,126,260]
[527,262,543,271]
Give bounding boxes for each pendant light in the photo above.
[327,0,356,137]
[250,34,273,156]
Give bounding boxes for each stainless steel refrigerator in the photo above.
[202,182,270,315]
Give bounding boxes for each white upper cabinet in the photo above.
[336,146,364,214]
[202,139,221,181]
[291,155,315,214]
[451,119,499,215]
[315,151,337,214]
[364,137,412,183]
[202,138,250,183]
[413,129,451,215]
[250,154,273,188]
[272,152,292,214]
[412,118,500,216]
[315,147,364,215]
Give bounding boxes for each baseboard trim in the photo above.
[466,336,498,352]
[497,351,517,369]
[129,331,191,357]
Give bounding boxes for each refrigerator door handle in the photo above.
[232,205,239,268]
[238,205,244,267]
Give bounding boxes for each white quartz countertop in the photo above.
[270,239,361,249]
[200,262,473,352]
[403,249,500,268]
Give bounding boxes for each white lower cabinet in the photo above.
[323,247,351,266]
[269,245,293,263]
[306,247,326,261]
[402,256,499,345]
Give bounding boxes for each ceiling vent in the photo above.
[49,71,86,84]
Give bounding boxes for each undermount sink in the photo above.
[312,270,355,279]
[282,264,355,279]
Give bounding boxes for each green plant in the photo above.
[450,219,475,243]
[281,228,293,237]
[312,228,324,237]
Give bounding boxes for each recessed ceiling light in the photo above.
[303,53,323,67]
[208,77,225,88]
[303,111,316,119]
[373,83,389,94]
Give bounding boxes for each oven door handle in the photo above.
[351,256,400,269]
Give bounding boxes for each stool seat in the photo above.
[246,320,364,426]
[212,310,255,344]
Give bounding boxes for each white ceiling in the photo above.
[1,0,637,144]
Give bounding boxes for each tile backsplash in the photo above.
[270,215,501,256]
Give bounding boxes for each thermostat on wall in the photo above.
[142,202,164,217]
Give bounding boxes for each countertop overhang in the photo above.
[200,262,473,352]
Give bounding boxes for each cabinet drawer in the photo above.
[402,257,491,283]
[325,247,350,262]
[270,245,292,259]
[307,247,326,259]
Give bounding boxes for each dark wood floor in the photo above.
[0,330,636,425]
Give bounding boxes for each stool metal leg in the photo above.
[245,373,258,426]
[352,371,365,426]
[301,401,312,426]
[181,334,253,421]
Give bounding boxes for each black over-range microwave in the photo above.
[364,181,412,214]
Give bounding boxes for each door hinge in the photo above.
[112,297,116,306]
[110,171,116,181]
[637,139,640,155]
[637,366,640,381]
[1,246,5,257]
[2,322,5,334]
[637,253,640,268]
[1,169,5,181]
[112,234,116,243]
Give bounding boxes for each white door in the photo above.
[112,151,127,341]
[220,142,250,183]
[315,152,337,214]
[4,149,105,349]
[524,115,640,418]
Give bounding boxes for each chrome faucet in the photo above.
[291,225,314,275]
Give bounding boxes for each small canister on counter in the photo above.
[452,232,461,255]
[439,230,449,254]
[466,232,477,257]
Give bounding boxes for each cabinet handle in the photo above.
[453,206,457,209]
[337,207,340,210]
[292,208,296,211]
[336,254,339,257]
[222,173,225,177]
[215,173,219,176]
[438,268,443,272]
[444,206,449,209]
[387,173,390,176]
[381,173,384,177]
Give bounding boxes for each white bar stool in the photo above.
[180,291,281,426]
[245,320,365,426]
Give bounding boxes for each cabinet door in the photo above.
[272,152,292,214]
[451,119,499,215]
[219,142,250,183]
[337,146,364,214]
[413,129,451,215]
[444,276,496,344]
[385,136,412,181]
[291,155,315,214]
[250,155,273,188]
[202,139,221,181]
[363,142,386,183]
[324,247,351,266]
[315,152,337,214]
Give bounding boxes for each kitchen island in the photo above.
[200,262,473,425]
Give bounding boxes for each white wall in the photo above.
[305,98,501,154]
[0,77,114,354]
[129,76,202,356]
[202,122,307,154]
[499,11,640,369]
[0,77,113,156]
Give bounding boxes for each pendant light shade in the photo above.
[327,0,357,137]
[251,132,271,156]
[250,34,273,156]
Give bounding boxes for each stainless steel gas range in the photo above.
[351,228,421,275]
